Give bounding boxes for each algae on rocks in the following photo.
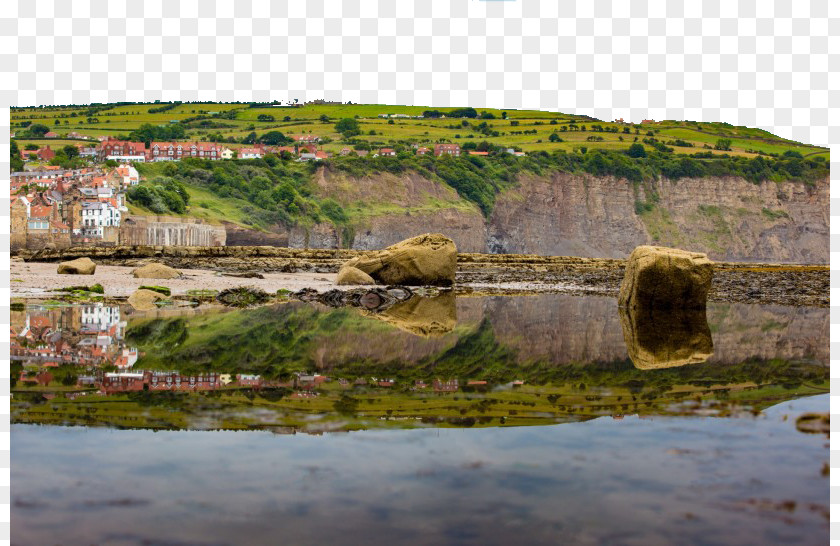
[216,286,270,307]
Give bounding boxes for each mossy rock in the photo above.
[139,285,171,296]
[217,287,270,307]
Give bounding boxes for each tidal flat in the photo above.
[11,290,829,545]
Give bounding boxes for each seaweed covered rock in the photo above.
[340,234,457,286]
[132,262,181,280]
[297,287,413,311]
[57,257,96,275]
[127,288,167,311]
[216,286,270,307]
[336,265,376,286]
[618,246,713,310]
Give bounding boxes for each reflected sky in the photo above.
[13,395,828,545]
[11,294,829,544]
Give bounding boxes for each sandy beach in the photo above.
[11,260,339,299]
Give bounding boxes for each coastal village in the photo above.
[10,128,525,251]
[11,164,136,250]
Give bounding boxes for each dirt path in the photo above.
[11,261,339,298]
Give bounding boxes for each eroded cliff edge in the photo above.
[231,168,827,263]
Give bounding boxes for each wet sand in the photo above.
[11,261,339,298]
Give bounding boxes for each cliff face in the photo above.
[225,169,828,263]
[488,173,829,262]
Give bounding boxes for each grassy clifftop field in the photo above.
[11,100,830,160]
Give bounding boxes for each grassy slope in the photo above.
[12,102,829,159]
[14,102,829,235]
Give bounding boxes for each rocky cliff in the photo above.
[488,173,828,262]
[247,169,827,263]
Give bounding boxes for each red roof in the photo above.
[29,205,52,218]
[29,316,51,329]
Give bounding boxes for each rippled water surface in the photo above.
[11,294,829,545]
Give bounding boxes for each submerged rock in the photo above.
[619,306,713,369]
[127,288,167,311]
[132,262,181,279]
[340,233,457,286]
[57,257,96,275]
[618,245,713,310]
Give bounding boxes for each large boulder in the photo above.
[57,257,96,275]
[132,262,181,280]
[336,265,376,286]
[618,246,713,310]
[127,288,166,311]
[619,306,713,370]
[341,234,457,286]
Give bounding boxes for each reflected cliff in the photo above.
[10,294,829,432]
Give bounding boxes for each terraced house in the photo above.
[148,141,224,161]
[98,138,147,162]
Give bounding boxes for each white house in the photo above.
[238,147,263,159]
[220,148,234,159]
[80,200,121,237]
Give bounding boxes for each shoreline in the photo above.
[12,258,829,307]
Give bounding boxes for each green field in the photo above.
[11,101,828,159]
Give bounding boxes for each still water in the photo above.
[11,294,829,545]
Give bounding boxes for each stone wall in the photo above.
[119,215,226,246]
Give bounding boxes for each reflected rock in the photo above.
[127,289,167,311]
[364,292,456,338]
[796,413,829,434]
[619,306,713,369]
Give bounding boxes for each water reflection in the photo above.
[364,291,457,337]
[11,296,829,544]
[619,306,713,369]
[11,295,828,433]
